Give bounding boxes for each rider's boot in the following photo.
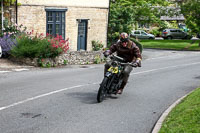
[117,82,126,94]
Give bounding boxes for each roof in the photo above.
[160,15,185,21]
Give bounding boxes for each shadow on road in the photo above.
[65,91,98,104]
[65,91,119,104]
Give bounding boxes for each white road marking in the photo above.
[0,83,98,111]
[0,71,11,73]
[13,68,29,71]
[0,68,29,74]
[131,62,200,75]
[1,61,200,111]
[145,54,182,60]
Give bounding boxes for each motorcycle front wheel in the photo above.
[97,77,109,103]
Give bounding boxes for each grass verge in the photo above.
[159,88,200,133]
[140,40,200,51]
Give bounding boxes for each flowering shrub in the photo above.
[10,32,69,59]
[0,21,26,57]
[47,34,69,57]
[0,34,17,57]
[1,19,25,37]
[92,40,104,51]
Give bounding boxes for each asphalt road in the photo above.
[0,49,200,133]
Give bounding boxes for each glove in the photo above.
[131,62,138,67]
[132,58,142,67]
[103,50,110,57]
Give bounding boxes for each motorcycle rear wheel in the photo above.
[97,77,109,103]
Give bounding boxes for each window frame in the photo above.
[45,8,67,39]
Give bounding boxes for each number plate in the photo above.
[108,66,119,73]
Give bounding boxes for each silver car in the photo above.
[162,29,192,39]
[130,30,155,39]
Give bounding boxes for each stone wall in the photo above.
[57,51,104,65]
[11,51,104,67]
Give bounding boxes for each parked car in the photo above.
[162,29,192,40]
[130,30,155,39]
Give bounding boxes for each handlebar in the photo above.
[109,55,137,68]
[110,55,124,61]
[120,62,137,68]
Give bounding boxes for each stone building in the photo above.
[15,0,109,51]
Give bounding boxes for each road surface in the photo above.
[0,49,200,133]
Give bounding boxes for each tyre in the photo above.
[167,36,173,40]
[149,37,154,40]
[187,35,192,40]
[97,77,109,103]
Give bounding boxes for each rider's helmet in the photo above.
[120,32,129,42]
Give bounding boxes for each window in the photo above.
[170,30,177,32]
[141,31,147,35]
[46,9,67,39]
[134,31,140,34]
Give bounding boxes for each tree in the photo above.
[179,0,200,46]
[107,0,175,46]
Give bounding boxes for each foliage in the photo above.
[1,19,25,37]
[159,88,200,133]
[0,33,16,57]
[0,0,16,6]
[179,0,200,46]
[0,22,28,57]
[94,55,101,64]
[149,28,161,37]
[92,40,104,51]
[107,0,178,47]
[130,37,143,53]
[179,0,200,34]
[63,59,68,65]
[10,33,69,59]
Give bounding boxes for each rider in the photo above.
[104,32,142,94]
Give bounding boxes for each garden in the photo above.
[0,21,69,67]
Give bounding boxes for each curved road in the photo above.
[0,49,200,133]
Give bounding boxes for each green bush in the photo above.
[94,55,101,64]
[92,40,104,51]
[11,33,69,59]
[63,60,68,65]
[150,28,161,37]
[130,37,143,53]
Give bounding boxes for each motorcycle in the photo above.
[97,55,136,103]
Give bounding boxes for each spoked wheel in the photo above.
[97,77,109,103]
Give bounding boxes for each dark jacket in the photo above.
[109,40,142,62]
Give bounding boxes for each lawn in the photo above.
[140,40,200,51]
[159,88,200,133]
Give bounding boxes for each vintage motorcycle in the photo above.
[97,55,136,103]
